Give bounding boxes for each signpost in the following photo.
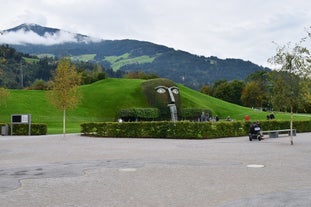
[11,114,31,136]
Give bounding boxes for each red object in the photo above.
[245,115,250,121]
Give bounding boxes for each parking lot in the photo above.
[1,133,311,207]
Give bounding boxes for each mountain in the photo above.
[5,23,60,36]
[1,23,270,89]
[1,23,93,45]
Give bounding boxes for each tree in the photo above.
[297,79,311,112]
[229,80,245,105]
[246,70,271,108]
[79,64,106,85]
[48,58,82,136]
[212,80,245,105]
[29,79,49,90]
[268,41,311,145]
[246,70,270,83]
[200,84,212,95]
[269,72,308,112]
[123,71,159,80]
[241,81,266,108]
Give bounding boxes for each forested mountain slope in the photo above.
[2,24,270,89]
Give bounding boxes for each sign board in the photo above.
[12,114,29,123]
[21,114,29,123]
[11,114,31,135]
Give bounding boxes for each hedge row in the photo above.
[81,120,311,139]
[81,121,245,138]
[244,120,311,133]
[118,108,160,120]
[0,123,47,135]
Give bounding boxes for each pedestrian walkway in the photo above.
[0,133,310,207]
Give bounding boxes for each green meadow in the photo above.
[103,53,156,71]
[71,54,97,62]
[0,78,310,134]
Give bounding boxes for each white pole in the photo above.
[63,109,66,137]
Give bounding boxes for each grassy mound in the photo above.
[0,78,309,134]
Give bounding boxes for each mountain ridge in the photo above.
[5,23,61,36]
[1,23,270,89]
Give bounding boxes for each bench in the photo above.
[262,129,296,138]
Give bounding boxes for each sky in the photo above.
[1,0,311,67]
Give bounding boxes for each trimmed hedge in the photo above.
[81,121,245,138]
[0,123,47,135]
[118,108,160,121]
[81,120,311,139]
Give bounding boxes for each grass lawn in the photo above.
[1,78,310,134]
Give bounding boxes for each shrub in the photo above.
[28,79,49,90]
[81,121,246,138]
[118,108,159,121]
[0,123,47,135]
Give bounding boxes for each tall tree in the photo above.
[246,70,271,107]
[241,81,266,108]
[269,71,308,112]
[268,41,311,145]
[212,80,245,105]
[48,58,82,136]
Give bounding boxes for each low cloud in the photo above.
[0,28,101,45]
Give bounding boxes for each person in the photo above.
[245,114,250,122]
[215,115,219,122]
[269,112,275,119]
[249,121,264,141]
[200,112,206,122]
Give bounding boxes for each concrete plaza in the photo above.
[0,132,311,207]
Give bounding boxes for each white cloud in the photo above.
[0,29,93,45]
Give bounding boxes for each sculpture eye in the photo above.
[171,88,179,95]
[156,88,166,94]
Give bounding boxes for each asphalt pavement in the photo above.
[0,132,311,207]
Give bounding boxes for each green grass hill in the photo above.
[0,78,310,134]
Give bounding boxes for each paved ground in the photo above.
[0,132,311,207]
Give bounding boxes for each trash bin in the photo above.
[1,125,8,136]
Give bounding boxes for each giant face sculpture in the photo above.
[155,85,179,122]
[155,86,179,103]
[141,78,181,120]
